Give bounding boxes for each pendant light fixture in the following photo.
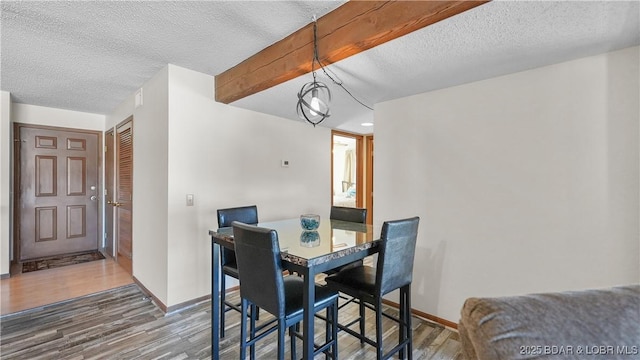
[297,17,331,126]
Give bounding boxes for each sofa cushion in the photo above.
[459,285,640,360]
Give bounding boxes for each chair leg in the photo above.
[325,307,331,360]
[250,304,257,360]
[278,320,286,360]
[359,301,366,345]
[220,273,226,338]
[289,325,297,360]
[375,299,383,360]
[394,285,413,360]
[399,288,406,360]
[332,300,339,360]
[405,286,413,360]
[240,298,248,360]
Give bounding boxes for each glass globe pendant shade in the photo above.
[297,78,331,126]
[309,89,321,116]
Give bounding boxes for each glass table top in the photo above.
[211,218,378,267]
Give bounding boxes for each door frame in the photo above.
[104,128,115,258]
[12,123,103,265]
[365,135,374,225]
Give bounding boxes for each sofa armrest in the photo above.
[457,319,479,360]
[458,285,640,360]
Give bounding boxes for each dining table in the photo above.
[209,217,379,360]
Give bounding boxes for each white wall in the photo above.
[106,64,330,308]
[106,66,171,303]
[165,65,330,306]
[12,103,104,131]
[375,46,640,322]
[129,66,171,304]
[0,91,11,276]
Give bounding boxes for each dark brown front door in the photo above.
[17,124,100,260]
[115,119,133,275]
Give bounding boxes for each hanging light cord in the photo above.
[311,18,374,111]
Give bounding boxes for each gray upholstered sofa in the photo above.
[458,285,640,360]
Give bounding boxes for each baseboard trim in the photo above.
[166,294,212,314]
[225,285,240,293]
[381,298,458,330]
[129,281,456,326]
[0,273,9,279]
[132,276,214,314]
[166,285,238,314]
[132,276,169,312]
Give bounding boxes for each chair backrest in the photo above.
[330,206,367,224]
[376,217,420,296]
[217,206,259,267]
[232,221,285,317]
[217,205,259,228]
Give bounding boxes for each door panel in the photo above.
[116,119,133,275]
[18,126,99,260]
[66,157,86,195]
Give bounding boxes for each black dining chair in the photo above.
[216,205,259,337]
[325,216,420,360]
[232,221,339,360]
[326,206,368,275]
[330,206,367,224]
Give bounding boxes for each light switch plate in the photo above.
[186,194,194,206]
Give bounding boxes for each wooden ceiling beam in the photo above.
[215,0,489,104]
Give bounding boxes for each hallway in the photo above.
[0,257,133,315]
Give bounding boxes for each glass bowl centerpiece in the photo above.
[300,214,320,231]
[300,231,320,247]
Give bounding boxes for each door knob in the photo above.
[107,200,122,207]
[90,195,97,201]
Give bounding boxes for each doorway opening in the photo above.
[331,130,373,224]
[332,131,361,209]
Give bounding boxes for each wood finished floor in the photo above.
[1,256,134,315]
[0,258,464,359]
[1,284,465,359]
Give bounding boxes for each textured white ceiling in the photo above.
[0,1,345,113]
[1,1,639,134]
